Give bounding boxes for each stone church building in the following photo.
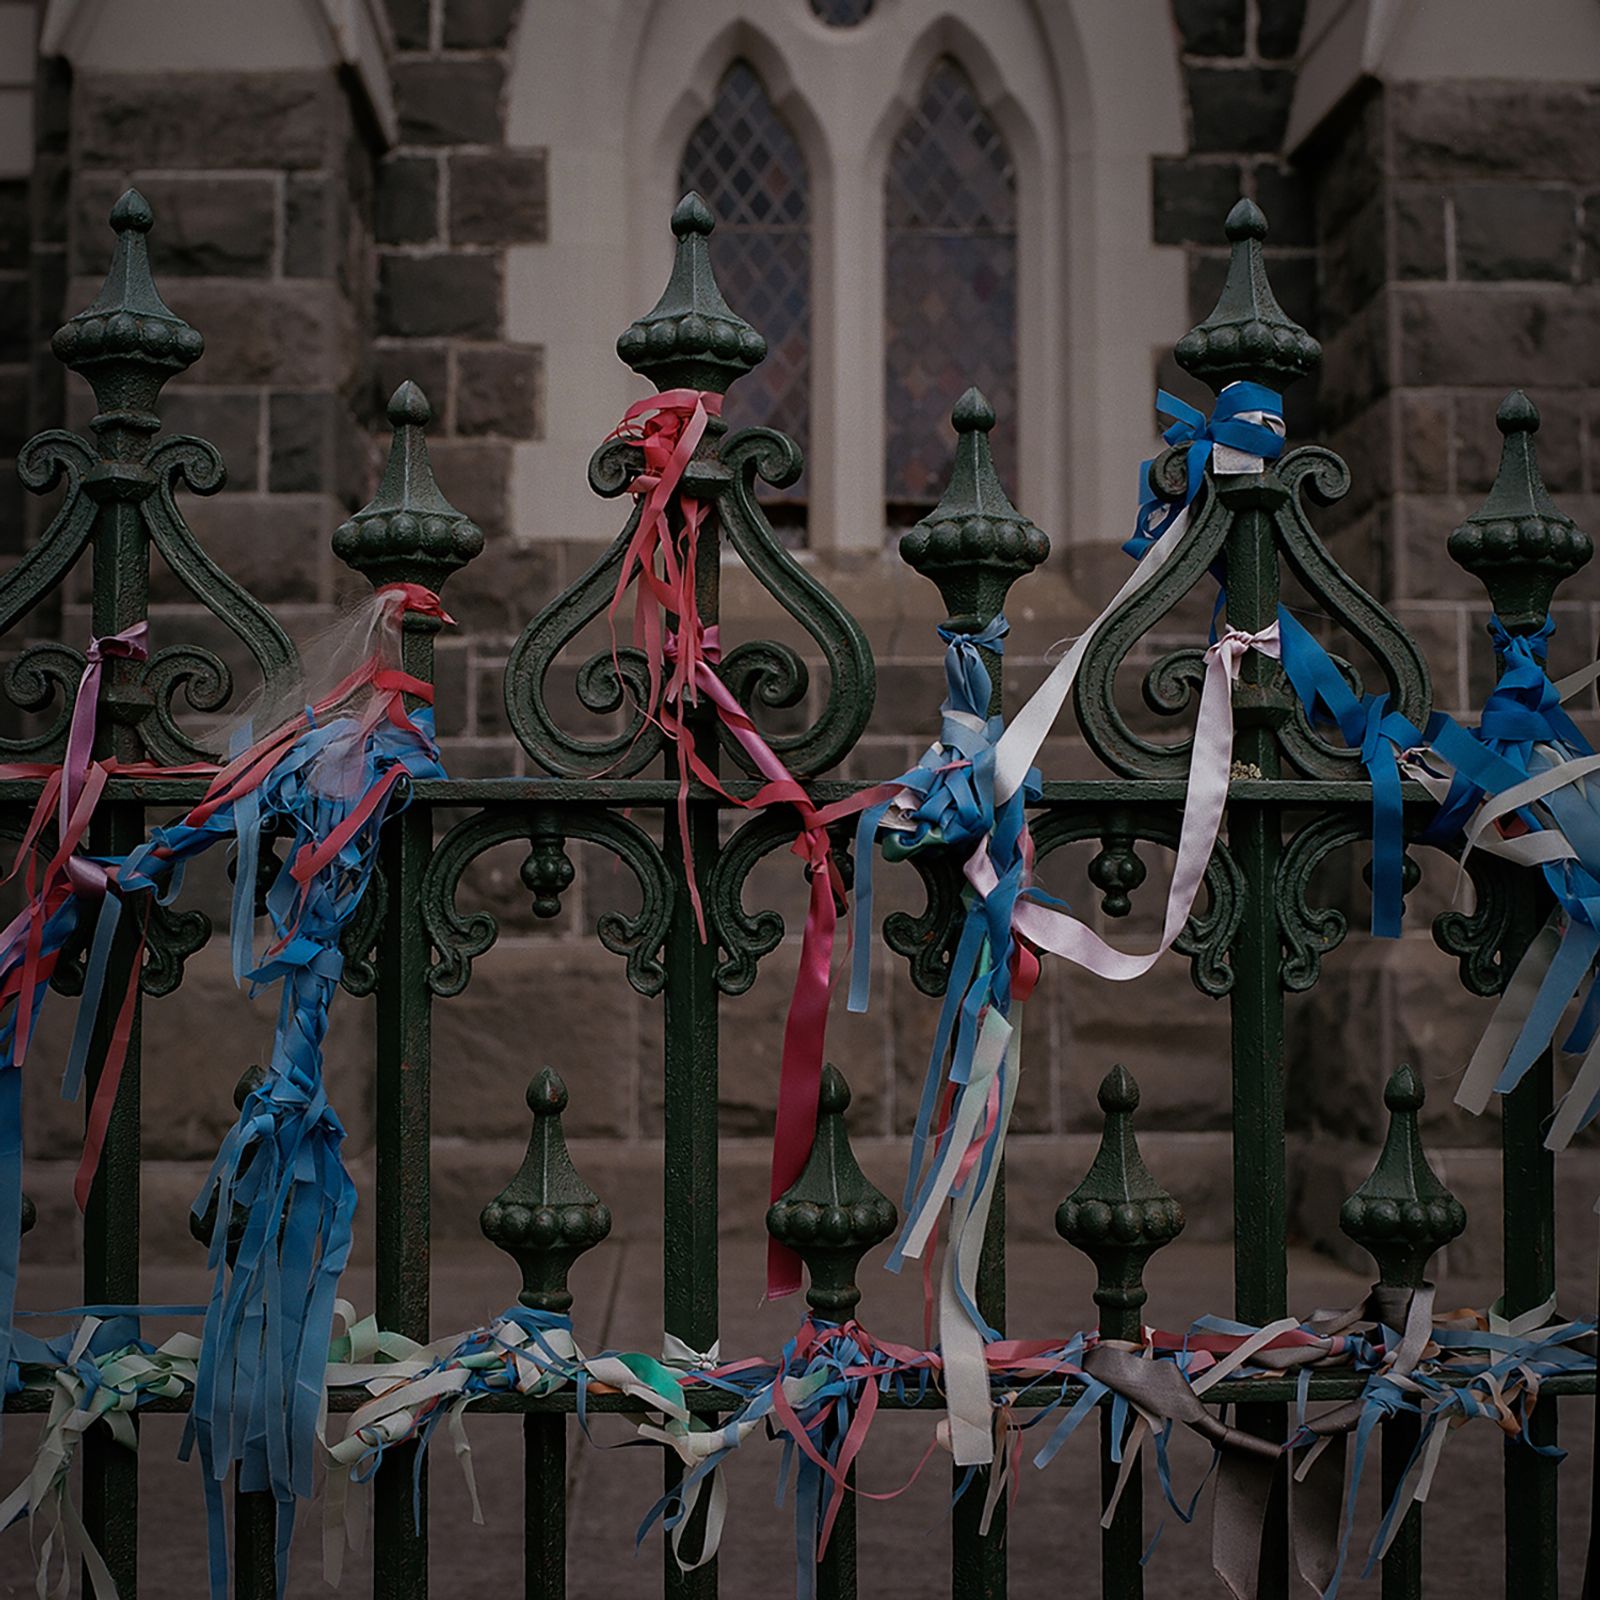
[0,0,1599,1277]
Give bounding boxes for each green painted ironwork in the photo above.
[1,184,1591,1600]
[1059,1064,1184,1600]
[1340,1066,1466,1599]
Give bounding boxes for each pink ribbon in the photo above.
[680,632,900,1298]
[602,390,903,1300]
[62,623,147,842]
[0,624,149,1062]
[966,624,1281,979]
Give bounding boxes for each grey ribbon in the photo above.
[1086,1285,1438,1599]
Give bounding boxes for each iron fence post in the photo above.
[53,188,206,1599]
[483,1065,613,1599]
[1058,1064,1185,1600]
[1444,392,1592,1600]
[899,385,1047,1600]
[336,379,483,1596]
[1340,1064,1466,1598]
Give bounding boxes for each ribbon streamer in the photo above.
[4,1291,1587,1599]
[601,392,899,1299]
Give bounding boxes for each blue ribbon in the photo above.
[1125,383,1285,560]
[1276,611,1421,937]
[1129,385,1425,936]
[848,614,1009,1015]
[1414,616,1600,1120]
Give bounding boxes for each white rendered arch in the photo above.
[505,0,1187,555]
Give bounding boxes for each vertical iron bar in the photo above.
[233,1479,279,1598]
[373,617,436,1598]
[1099,1295,1142,1600]
[663,497,720,1600]
[816,1467,857,1600]
[1224,492,1288,1596]
[952,628,1007,1600]
[1379,1413,1422,1600]
[526,1413,566,1600]
[1501,963,1558,1600]
[81,495,149,1596]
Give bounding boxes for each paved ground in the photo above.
[1,1237,1594,1597]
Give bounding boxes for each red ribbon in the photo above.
[603,394,911,1299]
[1,586,450,1209]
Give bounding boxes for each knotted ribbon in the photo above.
[1131,385,1421,936]
[603,391,901,1299]
[1125,385,1287,561]
[0,586,447,1595]
[0,621,173,1438]
[1,1310,201,1599]
[1391,616,1600,1147]
[847,386,1294,1465]
[6,1290,1588,1597]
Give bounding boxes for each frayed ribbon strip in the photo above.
[3,1292,1587,1593]
[602,391,900,1299]
[0,585,449,1600]
[1,1306,204,1600]
[8,1293,1587,1600]
[841,383,1301,1467]
[1384,617,1600,1150]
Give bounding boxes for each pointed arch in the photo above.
[679,58,813,523]
[882,54,1018,516]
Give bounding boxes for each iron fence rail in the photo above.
[0,186,1588,1600]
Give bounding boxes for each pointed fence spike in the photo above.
[766,1063,897,1317]
[1340,1064,1466,1288]
[898,386,1050,633]
[1173,199,1321,396]
[1447,391,1592,631]
[481,1067,612,1313]
[1057,1065,1184,1328]
[332,380,485,592]
[614,191,767,394]
[49,188,205,437]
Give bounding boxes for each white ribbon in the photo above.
[970,623,1281,982]
[939,1007,1021,1466]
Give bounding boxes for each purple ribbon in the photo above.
[61,622,147,894]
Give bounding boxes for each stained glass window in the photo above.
[680,61,811,530]
[884,57,1018,520]
[809,0,874,23]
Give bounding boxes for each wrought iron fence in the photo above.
[1,182,1593,1600]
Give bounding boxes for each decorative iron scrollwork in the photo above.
[422,807,672,998]
[1274,446,1431,778]
[1029,810,1243,997]
[501,472,664,780]
[716,427,875,779]
[501,200,873,783]
[0,432,99,759]
[881,845,967,999]
[705,808,790,996]
[138,434,298,763]
[1072,483,1235,780]
[338,875,387,999]
[1433,851,1525,998]
[142,901,211,997]
[1277,812,1367,992]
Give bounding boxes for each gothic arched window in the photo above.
[809,0,875,23]
[680,61,811,530]
[884,57,1018,521]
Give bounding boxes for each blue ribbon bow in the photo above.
[1125,383,1286,560]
